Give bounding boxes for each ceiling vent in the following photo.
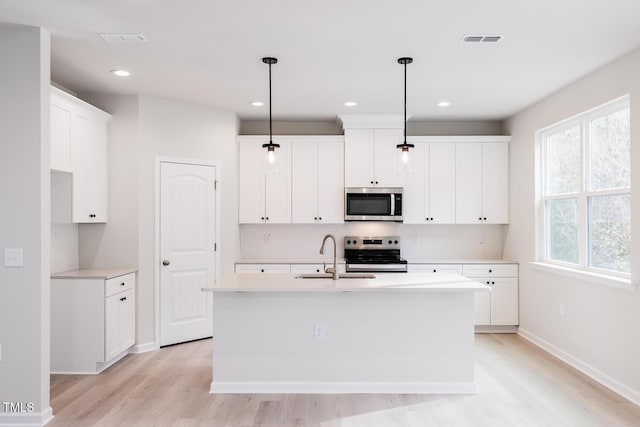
[99,33,148,43]
[462,35,502,43]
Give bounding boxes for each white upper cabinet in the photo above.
[50,86,111,223]
[50,102,72,172]
[455,139,509,224]
[291,137,344,224]
[344,128,403,187]
[238,136,291,224]
[402,141,456,224]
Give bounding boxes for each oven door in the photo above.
[344,188,402,221]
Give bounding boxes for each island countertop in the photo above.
[203,272,490,293]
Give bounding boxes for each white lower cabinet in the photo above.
[462,264,518,327]
[235,264,291,273]
[408,264,463,274]
[235,263,346,274]
[51,272,136,373]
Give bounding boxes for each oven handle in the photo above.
[390,195,395,216]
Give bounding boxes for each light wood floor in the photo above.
[49,334,640,427]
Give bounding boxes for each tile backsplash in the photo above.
[240,223,504,260]
[51,223,79,273]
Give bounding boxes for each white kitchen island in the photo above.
[203,273,489,394]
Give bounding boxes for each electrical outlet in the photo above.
[480,233,487,245]
[263,233,271,244]
[314,324,325,340]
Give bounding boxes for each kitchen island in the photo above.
[203,272,489,394]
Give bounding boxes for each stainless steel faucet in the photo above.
[319,234,339,280]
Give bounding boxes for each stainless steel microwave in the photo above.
[344,187,403,222]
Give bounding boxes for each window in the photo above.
[539,96,630,278]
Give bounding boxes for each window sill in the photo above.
[529,262,635,292]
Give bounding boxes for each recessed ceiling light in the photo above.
[462,35,503,43]
[110,69,131,77]
[344,101,358,107]
[99,33,148,43]
[251,101,264,107]
[437,101,451,107]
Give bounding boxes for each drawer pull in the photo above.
[162,260,170,266]
[120,297,127,302]
[120,282,125,286]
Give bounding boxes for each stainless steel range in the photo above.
[344,236,408,273]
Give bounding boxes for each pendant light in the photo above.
[261,57,280,173]
[397,57,414,173]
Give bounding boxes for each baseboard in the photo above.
[210,381,477,394]
[475,325,518,333]
[0,406,53,426]
[128,341,158,354]
[518,328,640,406]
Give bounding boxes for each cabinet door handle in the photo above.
[375,181,379,185]
[162,260,170,266]
[318,217,322,220]
[478,217,482,221]
[120,282,125,286]
[314,217,317,220]
[370,181,374,184]
[484,217,487,221]
[120,297,127,302]
[261,269,265,272]
[261,217,265,220]
[489,269,492,273]
[266,217,269,220]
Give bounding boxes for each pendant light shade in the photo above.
[397,57,414,173]
[262,57,280,172]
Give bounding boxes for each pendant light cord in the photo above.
[403,60,407,144]
[268,60,273,144]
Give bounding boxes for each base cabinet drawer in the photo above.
[408,264,463,274]
[51,272,137,374]
[235,264,291,273]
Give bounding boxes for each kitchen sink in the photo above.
[295,273,376,279]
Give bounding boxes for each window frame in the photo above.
[536,95,631,284]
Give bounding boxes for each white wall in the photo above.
[50,224,78,273]
[240,224,504,261]
[78,94,238,348]
[504,47,640,402]
[0,24,51,422]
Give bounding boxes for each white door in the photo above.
[374,128,403,187]
[238,140,266,223]
[401,143,427,224]
[482,142,509,224]
[455,143,483,224]
[160,162,216,346]
[317,140,344,223]
[291,141,318,223]
[344,129,374,187]
[429,143,456,224]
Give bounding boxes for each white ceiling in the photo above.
[2,0,640,121]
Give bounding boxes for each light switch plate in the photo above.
[3,248,24,267]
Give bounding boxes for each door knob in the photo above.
[162,260,170,266]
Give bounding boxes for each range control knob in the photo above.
[388,240,392,244]
[347,240,351,244]
[394,240,398,244]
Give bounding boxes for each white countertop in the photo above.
[203,272,489,293]
[235,258,516,265]
[51,267,137,280]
